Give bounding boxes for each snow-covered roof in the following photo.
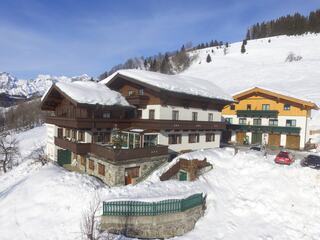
[42,81,131,106]
[233,86,318,109]
[100,69,233,102]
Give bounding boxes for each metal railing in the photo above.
[102,193,204,216]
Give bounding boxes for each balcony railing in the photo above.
[236,110,279,118]
[46,116,226,131]
[54,137,168,162]
[227,124,300,134]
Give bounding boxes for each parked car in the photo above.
[274,151,294,165]
[301,155,320,169]
[250,145,262,151]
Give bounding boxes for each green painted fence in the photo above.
[103,193,204,216]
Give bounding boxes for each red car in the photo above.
[274,151,294,165]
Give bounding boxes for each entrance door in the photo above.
[236,132,246,144]
[286,135,300,150]
[125,166,140,185]
[57,149,71,166]
[268,134,281,148]
[179,171,187,181]
[252,132,262,145]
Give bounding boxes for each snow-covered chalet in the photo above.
[41,70,233,186]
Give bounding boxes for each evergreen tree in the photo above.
[160,53,171,74]
[206,54,212,63]
[241,43,246,54]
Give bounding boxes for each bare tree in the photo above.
[31,145,48,166]
[0,133,19,173]
[81,195,102,240]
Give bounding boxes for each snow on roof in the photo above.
[42,81,131,106]
[233,86,317,106]
[100,69,233,101]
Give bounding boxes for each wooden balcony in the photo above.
[236,110,279,118]
[46,116,226,131]
[54,137,91,155]
[54,137,168,163]
[125,95,150,107]
[227,124,301,134]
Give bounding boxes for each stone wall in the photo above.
[68,153,168,186]
[101,204,205,239]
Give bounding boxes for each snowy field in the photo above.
[1,127,320,240]
[182,34,320,130]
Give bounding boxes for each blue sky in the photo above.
[0,0,319,79]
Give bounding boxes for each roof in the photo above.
[100,69,233,102]
[233,86,319,110]
[41,81,131,107]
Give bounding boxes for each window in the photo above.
[269,119,278,126]
[172,110,179,120]
[284,104,291,111]
[253,118,262,125]
[225,118,233,124]
[78,131,85,141]
[230,105,235,110]
[206,133,215,142]
[149,109,155,120]
[128,90,134,96]
[72,129,77,139]
[247,104,251,110]
[125,167,140,178]
[138,89,144,95]
[286,119,296,127]
[89,160,94,170]
[262,104,270,111]
[144,134,158,147]
[239,118,247,125]
[65,129,71,138]
[98,163,105,176]
[192,112,198,121]
[208,113,213,121]
[102,111,111,119]
[57,128,63,138]
[137,110,142,119]
[80,156,86,166]
[168,134,182,144]
[189,134,200,143]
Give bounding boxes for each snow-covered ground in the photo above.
[1,127,320,239]
[181,33,320,129]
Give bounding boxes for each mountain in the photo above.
[180,33,320,129]
[0,72,92,98]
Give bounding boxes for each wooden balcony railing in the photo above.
[125,95,150,107]
[46,116,226,131]
[54,137,168,162]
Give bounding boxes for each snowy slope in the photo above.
[1,126,320,240]
[0,72,91,98]
[181,33,320,128]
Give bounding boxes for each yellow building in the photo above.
[222,87,318,150]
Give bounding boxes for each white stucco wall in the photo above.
[141,105,221,121]
[45,123,58,161]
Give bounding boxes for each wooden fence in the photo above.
[102,193,204,216]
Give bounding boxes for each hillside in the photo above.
[181,33,320,129]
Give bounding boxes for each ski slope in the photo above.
[181,33,320,129]
[1,127,320,240]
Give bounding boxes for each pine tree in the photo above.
[241,43,246,54]
[160,53,171,74]
[246,29,250,40]
[206,54,212,63]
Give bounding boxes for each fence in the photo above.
[103,193,204,216]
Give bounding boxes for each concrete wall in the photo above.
[101,204,205,239]
[141,104,221,121]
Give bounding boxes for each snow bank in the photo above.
[101,69,233,101]
[42,81,131,106]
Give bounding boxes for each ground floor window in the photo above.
[269,119,278,126]
[253,118,262,125]
[286,119,296,127]
[89,159,95,170]
[125,166,140,185]
[80,155,86,166]
[239,118,247,125]
[144,134,158,147]
[57,128,63,138]
[225,118,233,124]
[98,163,105,176]
[189,133,200,143]
[206,133,215,142]
[168,134,182,144]
[78,130,85,142]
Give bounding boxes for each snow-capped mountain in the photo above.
[0,72,92,98]
[180,33,320,128]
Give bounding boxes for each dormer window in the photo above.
[230,105,235,110]
[284,104,291,111]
